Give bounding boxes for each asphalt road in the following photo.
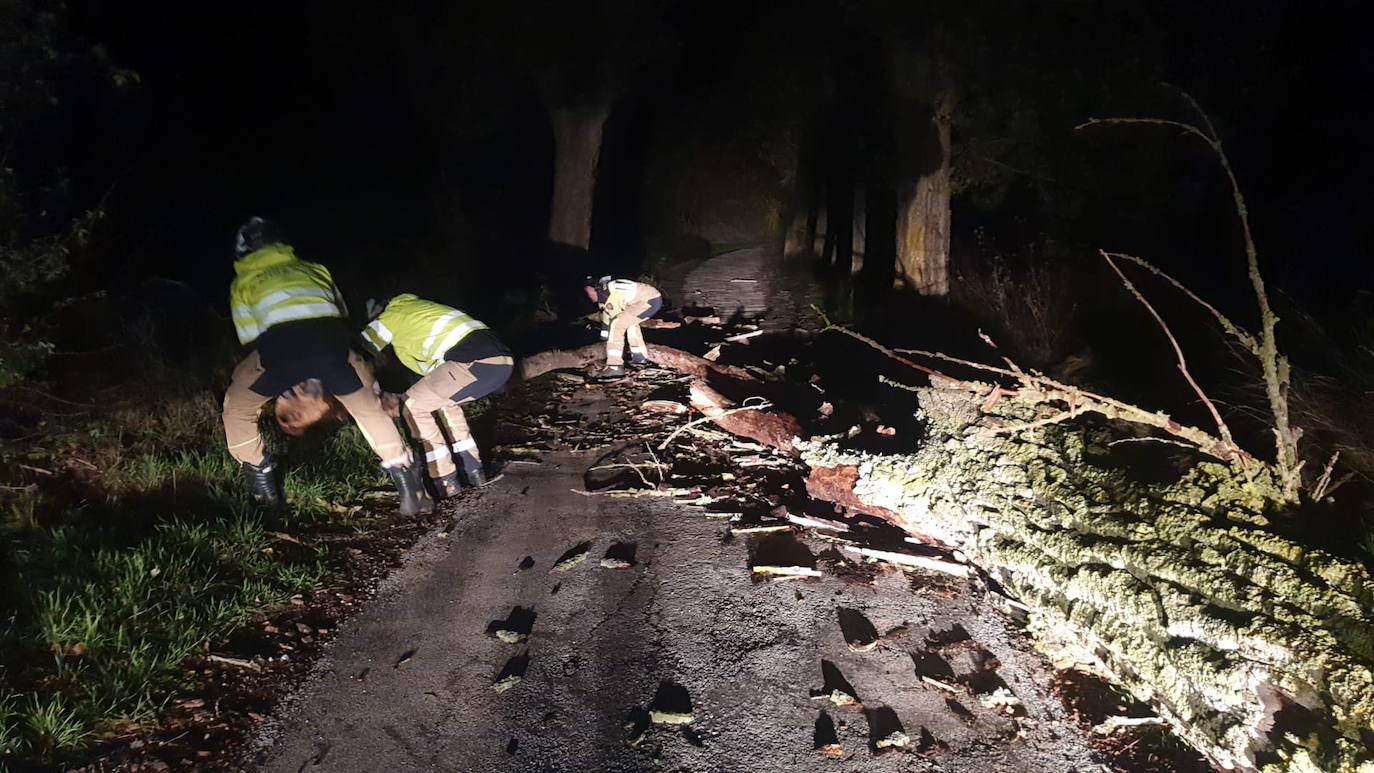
[251,452,1100,770]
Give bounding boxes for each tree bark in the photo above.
[801,384,1374,772]
[894,91,952,296]
[548,103,612,249]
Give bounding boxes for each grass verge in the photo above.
[0,387,385,768]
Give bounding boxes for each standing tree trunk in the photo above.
[548,103,612,249]
[851,185,866,275]
[895,91,952,296]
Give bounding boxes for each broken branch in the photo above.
[1101,252,1258,354]
[1101,250,1235,447]
[1079,96,1301,499]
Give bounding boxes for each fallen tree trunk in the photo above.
[518,342,803,453]
[516,342,754,384]
[800,382,1374,773]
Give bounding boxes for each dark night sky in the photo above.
[40,0,1373,320]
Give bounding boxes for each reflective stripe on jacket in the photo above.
[229,244,346,345]
[601,279,646,324]
[362,293,490,375]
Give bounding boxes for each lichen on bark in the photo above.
[801,383,1374,772]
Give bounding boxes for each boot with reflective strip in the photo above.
[591,364,625,381]
[241,456,283,508]
[434,471,463,499]
[386,461,434,516]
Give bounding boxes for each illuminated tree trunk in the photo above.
[548,103,611,249]
[895,92,952,296]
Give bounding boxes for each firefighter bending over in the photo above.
[584,276,662,380]
[221,217,432,515]
[363,294,512,498]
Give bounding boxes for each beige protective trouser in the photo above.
[223,350,409,467]
[403,355,514,479]
[606,290,662,366]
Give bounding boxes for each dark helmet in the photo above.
[233,216,285,259]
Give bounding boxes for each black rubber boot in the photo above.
[241,456,283,508]
[463,465,489,488]
[434,471,463,499]
[628,354,651,368]
[386,462,434,516]
[591,364,625,380]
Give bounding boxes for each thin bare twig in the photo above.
[979,406,1088,437]
[1311,452,1340,501]
[978,330,1026,377]
[1108,437,1198,451]
[587,462,663,487]
[571,487,693,499]
[1101,250,1235,447]
[821,316,960,384]
[1101,252,1259,354]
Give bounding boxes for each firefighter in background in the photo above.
[363,294,513,497]
[585,276,663,379]
[222,217,432,515]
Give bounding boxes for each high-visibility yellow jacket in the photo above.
[362,293,490,375]
[600,279,647,324]
[229,244,346,345]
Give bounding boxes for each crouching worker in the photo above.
[584,276,662,379]
[222,217,432,515]
[363,294,512,498]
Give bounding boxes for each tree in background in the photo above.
[391,0,678,259]
[781,1,1161,300]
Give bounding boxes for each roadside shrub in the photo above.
[951,250,1078,371]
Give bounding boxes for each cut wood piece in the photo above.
[785,513,850,533]
[207,654,261,671]
[640,400,688,415]
[725,330,765,343]
[686,380,802,453]
[516,342,757,385]
[647,344,756,383]
[751,566,823,578]
[805,465,904,525]
[921,675,960,693]
[729,524,792,535]
[841,545,970,578]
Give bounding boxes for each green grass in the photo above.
[0,409,385,766]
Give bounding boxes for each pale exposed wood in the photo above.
[841,545,970,577]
